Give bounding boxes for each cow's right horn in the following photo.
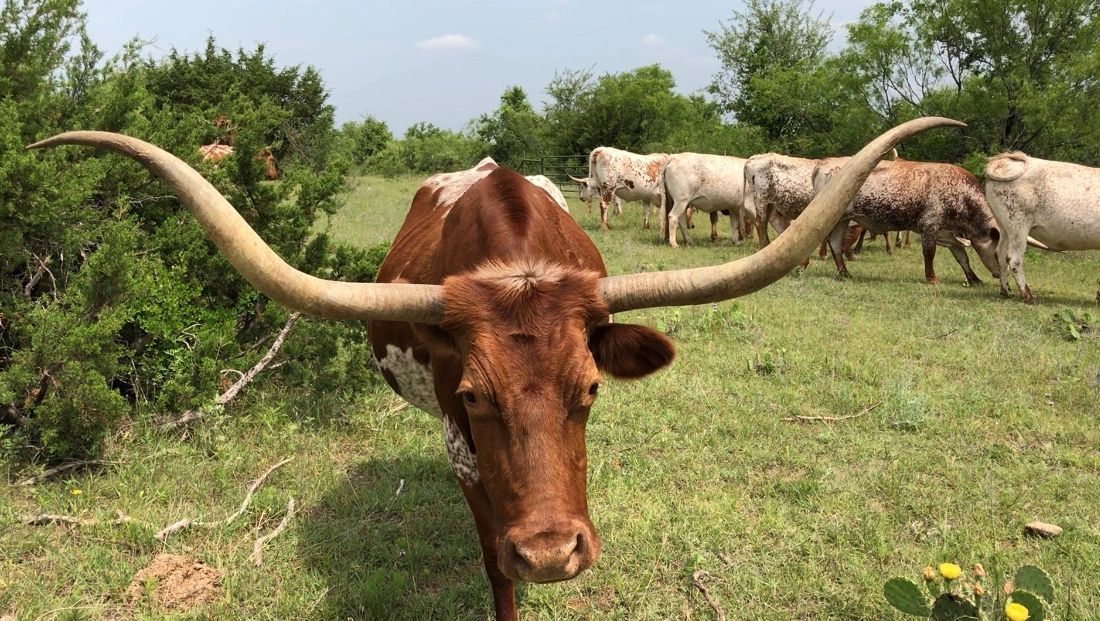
[568,175,588,184]
[29,131,444,324]
[598,117,966,313]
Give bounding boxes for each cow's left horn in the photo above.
[29,131,444,324]
[568,175,587,184]
[598,117,966,313]
[1026,236,1051,251]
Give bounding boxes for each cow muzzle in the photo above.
[500,519,600,583]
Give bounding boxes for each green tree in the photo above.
[705,0,833,131]
[338,115,392,165]
[473,85,546,167]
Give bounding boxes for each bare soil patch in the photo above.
[126,554,221,611]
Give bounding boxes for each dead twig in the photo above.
[24,510,139,528]
[248,497,296,566]
[935,328,959,339]
[692,570,725,621]
[781,402,881,423]
[16,460,108,486]
[165,313,300,430]
[155,457,293,540]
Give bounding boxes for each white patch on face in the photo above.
[444,415,480,485]
[376,344,441,417]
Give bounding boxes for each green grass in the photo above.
[4,175,1100,620]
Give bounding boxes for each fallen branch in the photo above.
[24,510,138,528]
[164,313,300,430]
[692,570,725,621]
[23,254,52,298]
[249,497,296,566]
[16,460,108,486]
[155,457,293,540]
[781,402,881,423]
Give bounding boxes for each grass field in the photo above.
[4,175,1100,620]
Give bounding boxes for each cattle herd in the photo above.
[28,116,1099,620]
[568,140,1095,300]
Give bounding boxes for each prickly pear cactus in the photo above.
[1009,590,1046,621]
[930,593,978,621]
[884,577,932,617]
[1014,565,1054,604]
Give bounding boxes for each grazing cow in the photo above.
[852,229,912,255]
[569,147,668,230]
[745,153,821,248]
[524,174,569,212]
[984,152,1097,302]
[659,153,753,247]
[812,159,1001,283]
[30,118,956,621]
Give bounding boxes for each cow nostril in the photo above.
[571,532,585,558]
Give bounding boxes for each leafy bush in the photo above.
[0,2,377,462]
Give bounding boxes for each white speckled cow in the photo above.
[985,152,1098,302]
[570,147,668,230]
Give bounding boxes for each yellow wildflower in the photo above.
[1005,601,1030,621]
[939,563,962,580]
[923,566,937,581]
[972,563,986,578]
[70,488,82,496]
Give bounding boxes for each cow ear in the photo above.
[589,323,675,379]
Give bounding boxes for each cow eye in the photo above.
[461,390,478,405]
[588,382,600,397]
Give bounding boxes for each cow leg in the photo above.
[458,481,518,621]
[710,211,719,242]
[885,231,895,255]
[853,229,867,255]
[948,244,982,285]
[686,206,695,229]
[818,239,829,260]
[1000,231,1033,302]
[599,190,613,230]
[642,200,652,229]
[827,223,850,279]
[901,230,911,248]
[729,209,742,245]
[667,199,691,247]
[922,236,939,284]
[613,195,623,216]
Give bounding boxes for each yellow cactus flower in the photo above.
[923,566,937,581]
[939,563,962,580]
[972,563,986,578]
[1005,601,1030,621]
[70,488,82,496]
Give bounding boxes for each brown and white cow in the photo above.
[812,159,1001,283]
[744,153,820,248]
[30,118,958,620]
[985,152,1097,302]
[659,153,753,247]
[570,147,668,230]
[524,174,570,212]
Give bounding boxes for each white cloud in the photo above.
[641,33,666,47]
[415,34,480,51]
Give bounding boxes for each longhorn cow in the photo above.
[984,152,1099,302]
[659,153,753,247]
[812,159,1001,283]
[29,118,958,621]
[569,147,668,230]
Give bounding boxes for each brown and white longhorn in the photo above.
[30,117,961,620]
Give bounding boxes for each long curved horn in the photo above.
[568,175,588,184]
[29,131,444,324]
[599,117,966,313]
[1026,236,1051,250]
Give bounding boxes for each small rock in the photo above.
[1024,520,1063,538]
[2,613,16,621]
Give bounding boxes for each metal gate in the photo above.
[517,155,588,197]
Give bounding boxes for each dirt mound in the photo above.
[126,554,221,611]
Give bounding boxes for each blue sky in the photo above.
[81,0,877,134]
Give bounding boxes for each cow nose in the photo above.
[501,522,598,583]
